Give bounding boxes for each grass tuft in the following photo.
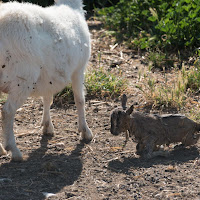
[85,67,128,99]
[137,65,189,109]
[54,67,128,106]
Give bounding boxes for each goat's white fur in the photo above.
[0,0,93,161]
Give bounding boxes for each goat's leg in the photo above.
[142,138,169,158]
[72,72,93,142]
[1,93,30,161]
[136,141,145,155]
[41,96,54,136]
[142,137,155,159]
[0,143,7,156]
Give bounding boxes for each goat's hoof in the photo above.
[12,156,23,162]
[42,127,54,136]
[43,131,54,136]
[11,149,23,162]
[79,127,93,143]
[81,138,92,144]
[12,157,24,162]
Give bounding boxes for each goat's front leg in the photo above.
[41,96,54,136]
[1,97,26,161]
[72,72,93,142]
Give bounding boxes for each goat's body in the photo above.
[0,0,93,161]
[129,113,199,145]
[129,112,200,158]
[110,103,200,159]
[0,2,90,97]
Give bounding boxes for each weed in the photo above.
[54,67,128,106]
[137,65,189,109]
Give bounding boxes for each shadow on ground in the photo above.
[0,135,84,200]
[108,146,200,174]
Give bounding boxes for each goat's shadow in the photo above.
[108,146,199,174]
[0,135,84,200]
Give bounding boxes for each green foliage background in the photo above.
[98,0,200,55]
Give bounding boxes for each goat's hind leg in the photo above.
[141,137,156,159]
[142,138,169,159]
[72,72,93,142]
[41,96,54,136]
[136,141,143,155]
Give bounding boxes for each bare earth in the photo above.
[0,19,200,200]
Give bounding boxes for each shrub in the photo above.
[98,0,200,55]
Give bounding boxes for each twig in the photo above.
[110,43,118,50]
[103,156,119,163]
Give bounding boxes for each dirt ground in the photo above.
[0,19,200,200]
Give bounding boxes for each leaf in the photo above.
[195,17,200,22]
[148,16,157,22]
[142,10,149,16]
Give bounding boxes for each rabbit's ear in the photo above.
[121,94,127,110]
[126,105,134,115]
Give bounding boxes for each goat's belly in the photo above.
[31,78,69,97]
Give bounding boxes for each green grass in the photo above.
[54,67,128,106]
[85,67,128,99]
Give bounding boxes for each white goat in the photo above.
[0,0,93,161]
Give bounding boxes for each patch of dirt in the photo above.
[0,19,200,200]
